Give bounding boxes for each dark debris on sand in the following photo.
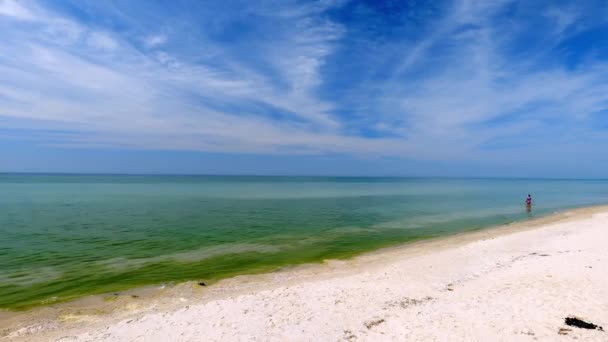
[364,318,385,329]
[565,316,604,331]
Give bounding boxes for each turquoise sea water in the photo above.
[2,174,608,310]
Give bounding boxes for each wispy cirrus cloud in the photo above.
[317,0,608,161]
[0,0,369,154]
[86,31,118,51]
[143,34,167,48]
[1,0,608,173]
[0,0,35,20]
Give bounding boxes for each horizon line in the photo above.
[1,172,608,181]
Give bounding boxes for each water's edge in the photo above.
[2,202,606,324]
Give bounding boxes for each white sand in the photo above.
[4,207,608,341]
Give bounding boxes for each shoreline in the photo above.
[3,204,608,340]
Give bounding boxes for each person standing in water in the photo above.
[526,194,532,209]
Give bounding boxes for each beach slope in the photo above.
[5,207,608,341]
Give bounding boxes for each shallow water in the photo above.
[2,174,608,310]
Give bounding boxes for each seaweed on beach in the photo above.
[565,316,604,331]
[364,318,385,329]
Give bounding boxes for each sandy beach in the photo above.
[3,206,608,341]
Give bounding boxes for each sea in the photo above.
[2,174,608,310]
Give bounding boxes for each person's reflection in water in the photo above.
[525,194,532,216]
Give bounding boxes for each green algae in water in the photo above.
[2,174,608,310]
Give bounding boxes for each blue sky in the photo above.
[1,0,608,177]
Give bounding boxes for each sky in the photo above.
[1,0,608,177]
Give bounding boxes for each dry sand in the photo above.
[3,206,608,341]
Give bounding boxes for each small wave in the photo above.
[0,267,63,287]
[326,226,379,234]
[373,206,524,229]
[96,243,282,271]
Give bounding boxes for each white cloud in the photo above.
[0,0,35,20]
[544,7,578,35]
[86,31,118,51]
[1,0,607,164]
[313,0,608,162]
[0,1,375,156]
[144,34,167,48]
[42,19,84,45]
